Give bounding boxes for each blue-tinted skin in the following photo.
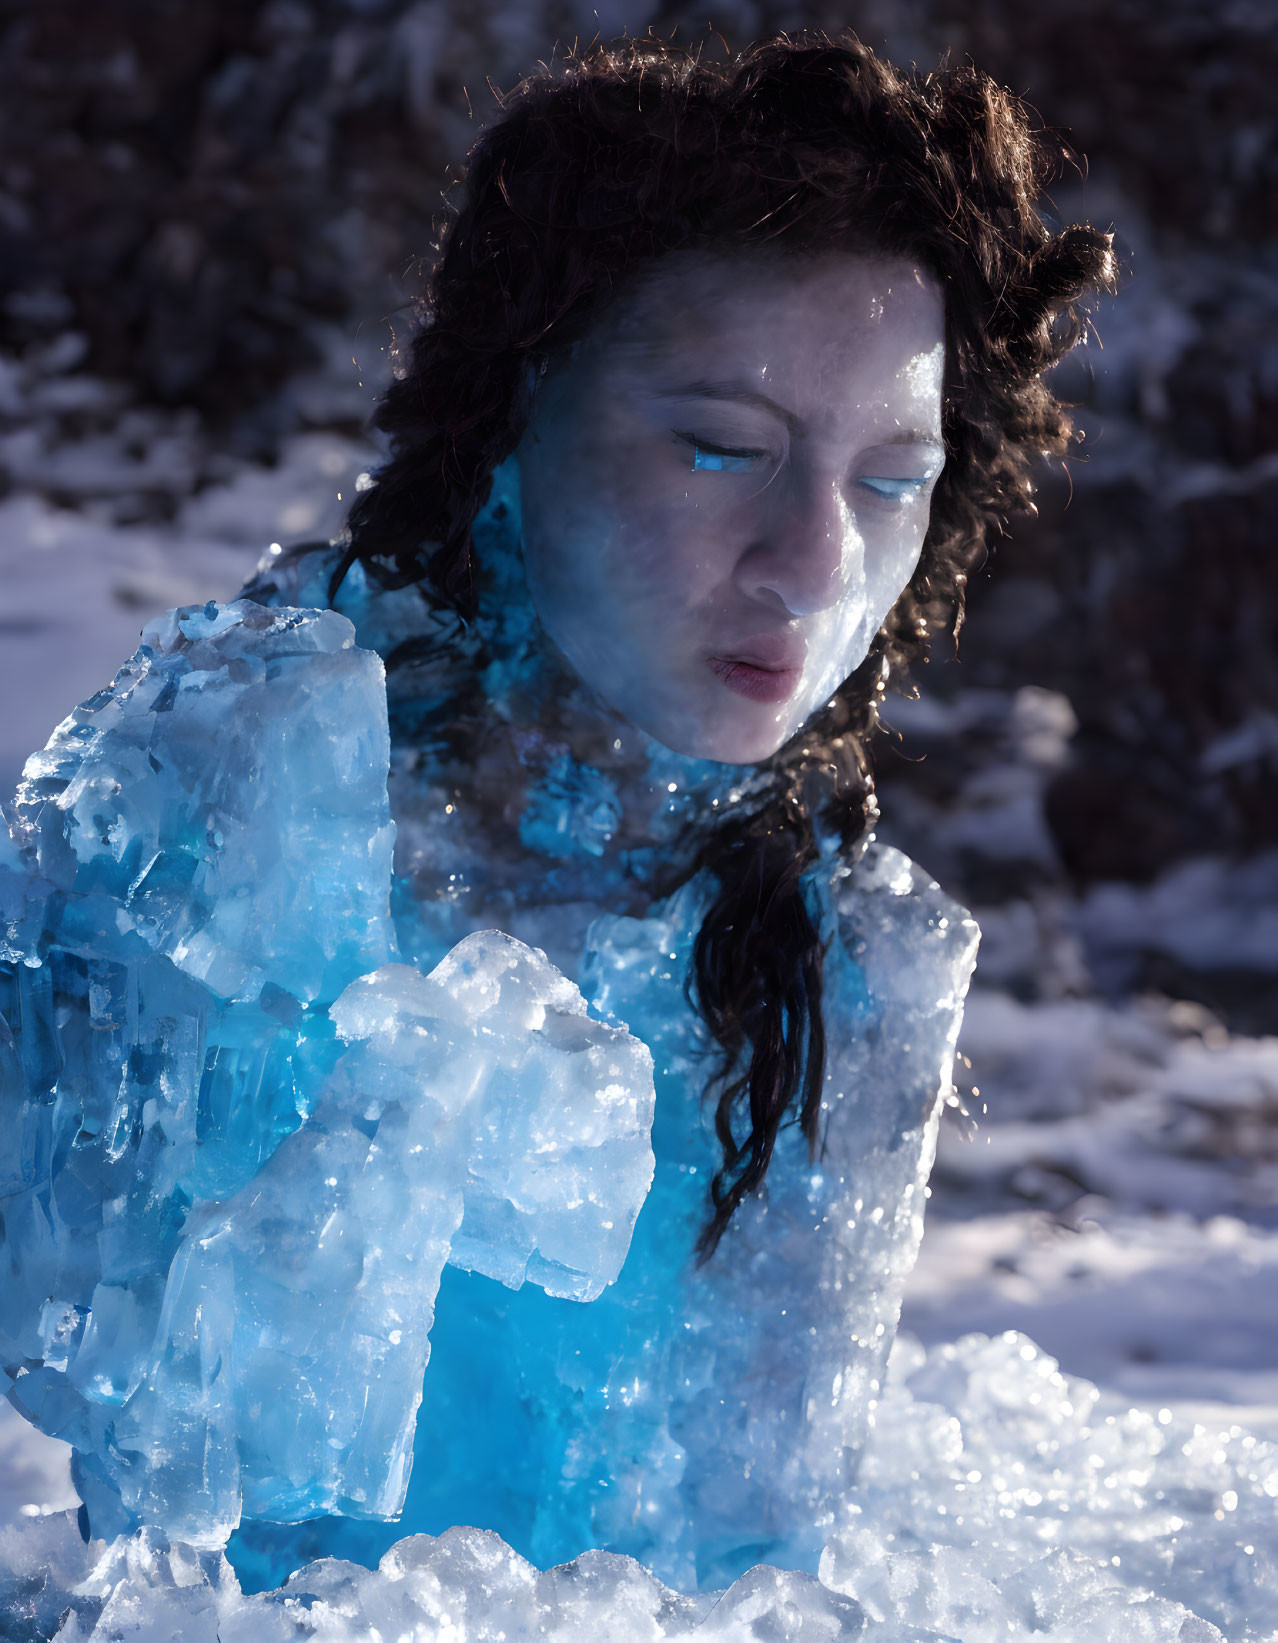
[690,438,933,499]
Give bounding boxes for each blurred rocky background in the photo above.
[1,0,1276,1461]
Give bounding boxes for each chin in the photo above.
[644,710,799,767]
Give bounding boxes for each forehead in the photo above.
[583,248,946,420]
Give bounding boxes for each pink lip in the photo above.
[707,658,803,703]
[706,632,807,705]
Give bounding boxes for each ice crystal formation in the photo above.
[0,465,977,1591]
[4,478,1269,1638]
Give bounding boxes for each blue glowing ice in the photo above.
[3,472,1271,1641]
[0,598,655,1547]
[0,473,979,1592]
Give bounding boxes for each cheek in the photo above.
[620,504,729,604]
[867,524,926,622]
[550,496,728,631]
[524,498,724,695]
[809,520,928,695]
[518,399,744,663]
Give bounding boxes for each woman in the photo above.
[0,31,1114,1599]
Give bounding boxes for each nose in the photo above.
[733,470,860,619]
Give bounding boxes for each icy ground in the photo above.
[1,339,1275,1638]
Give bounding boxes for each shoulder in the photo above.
[813,840,979,1147]
[825,840,979,1014]
[239,540,341,610]
[10,598,395,1003]
[584,841,977,1049]
[240,542,452,668]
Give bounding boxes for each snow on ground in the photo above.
[0,1407,76,1530]
[902,951,1278,1449]
[906,1210,1278,1436]
[2,348,1276,1637]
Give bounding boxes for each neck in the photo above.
[369,460,773,915]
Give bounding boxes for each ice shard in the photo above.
[0,601,655,1546]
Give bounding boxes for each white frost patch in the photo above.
[905,1212,1278,1439]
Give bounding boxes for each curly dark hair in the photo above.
[331,31,1116,1257]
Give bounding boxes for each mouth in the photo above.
[703,647,801,706]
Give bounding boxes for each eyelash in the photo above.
[858,476,933,503]
[679,433,936,501]
[681,435,769,473]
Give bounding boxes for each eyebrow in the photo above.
[661,378,803,433]
[658,378,943,446]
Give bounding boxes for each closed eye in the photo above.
[676,432,771,473]
[859,476,934,502]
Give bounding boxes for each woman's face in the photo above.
[515,249,946,763]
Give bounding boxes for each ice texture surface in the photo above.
[201,482,984,1594]
[0,601,655,1547]
[2,576,1269,1637]
[0,585,978,1596]
[221,836,979,1594]
[2,1329,1272,1640]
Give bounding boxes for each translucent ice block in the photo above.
[2,599,397,1541]
[113,938,654,1545]
[0,601,655,1548]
